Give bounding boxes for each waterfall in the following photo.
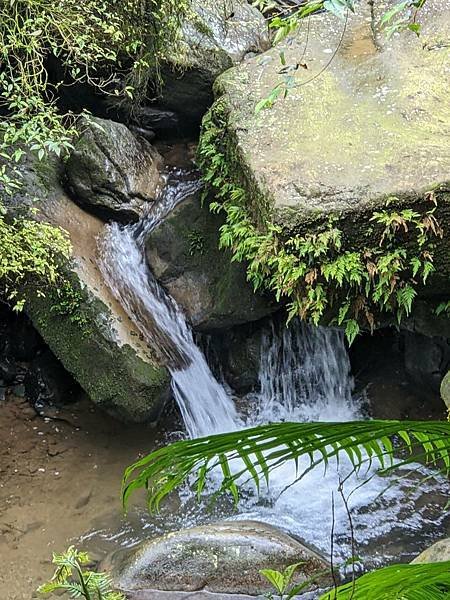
[97,171,448,565]
[97,170,240,438]
[256,319,359,423]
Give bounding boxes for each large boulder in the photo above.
[103,521,331,596]
[6,152,169,422]
[145,191,275,331]
[65,117,163,222]
[204,0,450,297]
[157,0,270,124]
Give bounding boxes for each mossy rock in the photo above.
[205,0,450,290]
[145,190,275,331]
[7,152,169,423]
[159,0,269,123]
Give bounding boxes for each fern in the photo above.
[319,560,450,600]
[122,420,450,511]
[37,546,125,600]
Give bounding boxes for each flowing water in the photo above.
[96,170,449,569]
[98,170,240,439]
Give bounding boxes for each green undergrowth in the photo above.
[197,99,444,343]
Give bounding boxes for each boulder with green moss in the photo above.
[198,0,450,332]
[65,117,163,223]
[159,0,270,123]
[6,153,169,422]
[145,189,275,331]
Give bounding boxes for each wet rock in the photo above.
[65,117,163,222]
[206,0,450,301]
[103,521,331,596]
[132,107,180,135]
[4,151,169,423]
[159,0,269,124]
[145,191,275,331]
[441,372,450,411]
[411,538,450,564]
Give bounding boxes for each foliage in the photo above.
[254,0,429,44]
[319,560,450,600]
[122,419,450,510]
[0,202,71,311]
[188,230,205,256]
[37,546,125,600]
[197,103,443,343]
[0,0,189,192]
[261,562,327,599]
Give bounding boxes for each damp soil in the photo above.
[0,392,171,600]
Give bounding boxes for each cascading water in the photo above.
[98,170,241,439]
[256,319,359,423]
[96,170,449,569]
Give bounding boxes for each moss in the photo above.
[26,273,170,423]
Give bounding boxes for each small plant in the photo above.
[0,201,72,311]
[261,562,324,599]
[37,546,124,600]
[188,230,205,256]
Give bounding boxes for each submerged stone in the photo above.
[207,0,450,292]
[103,520,331,596]
[65,117,163,222]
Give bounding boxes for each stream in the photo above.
[93,169,450,572]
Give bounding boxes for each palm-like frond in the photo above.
[122,420,450,510]
[319,560,450,600]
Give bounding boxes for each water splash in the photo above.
[232,319,449,565]
[97,170,240,438]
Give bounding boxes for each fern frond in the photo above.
[319,560,450,599]
[122,420,450,511]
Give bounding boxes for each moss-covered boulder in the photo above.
[145,190,275,331]
[65,117,163,222]
[159,0,269,123]
[198,0,450,332]
[6,153,169,422]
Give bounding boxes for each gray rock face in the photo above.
[65,117,163,222]
[412,538,450,564]
[7,152,169,422]
[160,0,269,122]
[208,0,450,293]
[103,521,331,596]
[145,191,275,331]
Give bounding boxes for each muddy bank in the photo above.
[0,393,172,600]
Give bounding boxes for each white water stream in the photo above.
[97,170,448,566]
[98,171,240,439]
